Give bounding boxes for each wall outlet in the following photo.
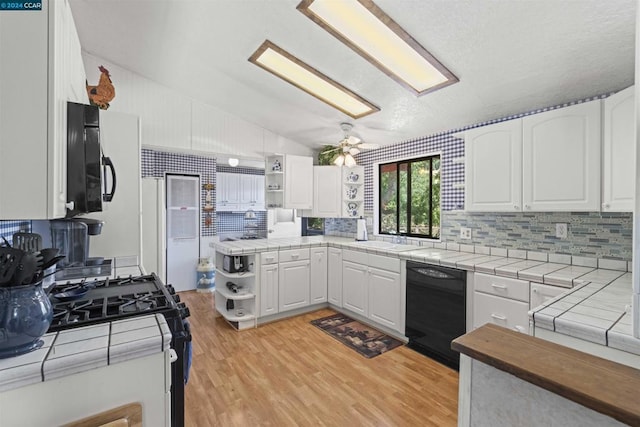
[366,216,373,226]
[460,227,472,240]
[555,223,568,239]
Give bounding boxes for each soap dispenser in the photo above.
[356,216,368,241]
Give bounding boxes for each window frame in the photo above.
[373,151,442,240]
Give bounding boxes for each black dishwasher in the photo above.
[405,261,466,370]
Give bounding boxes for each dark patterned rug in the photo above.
[310,313,403,359]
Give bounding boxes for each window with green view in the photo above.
[378,155,440,239]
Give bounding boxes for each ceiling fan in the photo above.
[325,123,380,167]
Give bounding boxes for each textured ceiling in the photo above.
[69,0,636,150]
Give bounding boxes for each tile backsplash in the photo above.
[324,211,633,261]
[0,221,30,243]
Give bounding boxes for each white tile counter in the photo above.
[212,236,637,360]
[0,314,171,393]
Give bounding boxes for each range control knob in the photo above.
[173,294,181,303]
[178,303,190,319]
[166,284,175,295]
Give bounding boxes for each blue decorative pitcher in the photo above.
[0,283,53,359]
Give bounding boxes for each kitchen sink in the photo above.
[350,240,416,252]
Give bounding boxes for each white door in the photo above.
[342,261,368,316]
[522,100,601,211]
[260,264,279,317]
[267,208,301,238]
[327,248,343,306]
[166,174,200,292]
[278,260,310,312]
[310,247,328,304]
[464,120,523,211]
[141,177,165,281]
[368,267,401,331]
[603,86,635,212]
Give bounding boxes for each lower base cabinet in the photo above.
[327,248,343,306]
[260,264,279,317]
[310,247,328,304]
[342,261,368,316]
[368,267,401,331]
[278,259,311,312]
[473,291,529,333]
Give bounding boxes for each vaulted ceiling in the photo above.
[69,0,636,150]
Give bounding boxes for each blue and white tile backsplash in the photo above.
[0,221,30,243]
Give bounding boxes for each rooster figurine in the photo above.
[86,65,115,110]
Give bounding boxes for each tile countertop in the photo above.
[0,314,171,393]
[212,236,638,357]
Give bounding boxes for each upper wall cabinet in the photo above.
[464,120,523,212]
[299,165,365,218]
[463,100,601,212]
[522,100,601,211]
[265,154,313,210]
[0,0,87,219]
[603,86,635,212]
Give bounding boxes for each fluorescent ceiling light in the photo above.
[297,0,459,96]
[249,40,379,119]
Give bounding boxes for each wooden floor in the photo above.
[180,291,459,427]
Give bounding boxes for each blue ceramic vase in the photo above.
[0,283,53,359]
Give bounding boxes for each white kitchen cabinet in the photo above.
[265,154,313,209]
[283,155,313,209]
[522,100,601,211]
[368,266,402,331]
[278,258,311,312]
[603,86,635,212]
[464,120,523,211]
[306,166,342,218]
[216,172,241,211]
[260,263,279,317]
[473,273,530,333]
[530,282,567,310]
[342,261,369,316]
[310,247,328,304]
[327,248,343,306]
[0,0,87,219]
[240,174,265,211]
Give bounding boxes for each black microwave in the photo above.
[66,102,116,218]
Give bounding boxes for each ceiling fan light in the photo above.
[228,158,240,167]
[334,154,345,167]
[349,147,360,155]
[344,153,357,167]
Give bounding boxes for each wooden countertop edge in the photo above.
[451,324,640,426]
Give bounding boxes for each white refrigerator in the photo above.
[141,177,166,282]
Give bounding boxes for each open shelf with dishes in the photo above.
[342,166,365,218]
[265,154,285,209]
[214,253,257,330]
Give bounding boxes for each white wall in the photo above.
[82,52,313,159]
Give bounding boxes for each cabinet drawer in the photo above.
[279,248,310,263]
[260,251,279,265]
[368,254,400,273]
[473,292,529,333]
[342,249,368,265]
[474,272,529,302]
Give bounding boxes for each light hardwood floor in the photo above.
[180,291,459,427]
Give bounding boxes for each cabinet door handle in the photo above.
[513,205,519,210]
[291,253,299,259]
[265,257,274,262]
[524,204,531,210]
[491,313,507,321]
[491,283,508,290]
[602,203,610,209]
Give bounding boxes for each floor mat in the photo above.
[310,313,403,359]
